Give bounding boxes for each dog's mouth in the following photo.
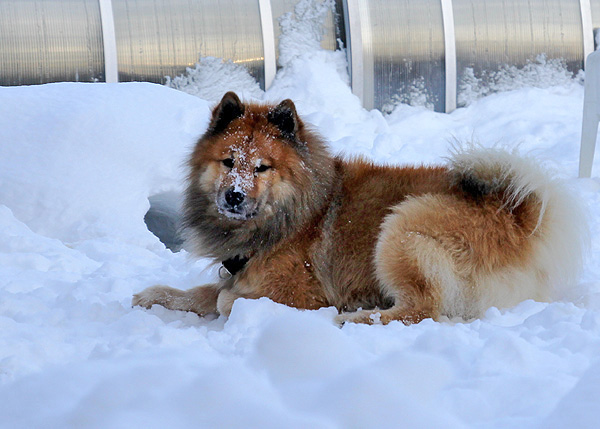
[216,191,260,221]
[217,206,259,221]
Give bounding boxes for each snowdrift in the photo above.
[1,20,600,429]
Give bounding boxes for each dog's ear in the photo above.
[208,92,245,135]
[268,99,300,141]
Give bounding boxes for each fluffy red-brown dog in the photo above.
[133,92,584,324]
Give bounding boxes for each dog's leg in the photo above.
[338,197,466,326]
[132,284,219,316]
[335,251,439,325]
[215,288,241,317]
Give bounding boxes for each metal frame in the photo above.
[580,0,594,68]
[343,0,365,107]
[98,0,118,83]
[441,0,457,113]
[579,50,600,177]
[258,0,277,90]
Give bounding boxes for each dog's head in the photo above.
[188,92,314,223]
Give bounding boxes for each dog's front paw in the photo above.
[132,285,183,310]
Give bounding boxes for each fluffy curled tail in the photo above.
[448,144,587,300]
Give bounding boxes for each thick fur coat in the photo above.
[133,92,585,325]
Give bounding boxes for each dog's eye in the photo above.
[255,164,271,173]
[222,158,234,168]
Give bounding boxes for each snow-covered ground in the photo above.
[2,7,600,428]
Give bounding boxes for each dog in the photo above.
[133,92,585,325]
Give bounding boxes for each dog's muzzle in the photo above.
[218,188,257,220]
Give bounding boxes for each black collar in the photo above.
[220,255,249,279]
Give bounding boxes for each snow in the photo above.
[2,5,600,428]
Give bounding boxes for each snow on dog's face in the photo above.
[190,92,308,223]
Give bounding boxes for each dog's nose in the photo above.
[225,189,245,208]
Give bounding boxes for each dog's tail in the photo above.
[448,144,587,299]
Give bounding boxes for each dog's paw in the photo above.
[335,309,382,326]
[132,285,181,309]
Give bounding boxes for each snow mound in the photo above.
[1,7,599,427]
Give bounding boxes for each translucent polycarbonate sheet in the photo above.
[270,0,341,62]
[355,0,445,112]
[0,0,596,113]
[0,0,104,85]
[453,0,585,105]
[113,0,265,87]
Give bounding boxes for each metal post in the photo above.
[580,0,594,68]
[258,0,277,90]
[441,0,456,113]
[343,0,369,109]
[99,0,118,83]
[579,51,600,178]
